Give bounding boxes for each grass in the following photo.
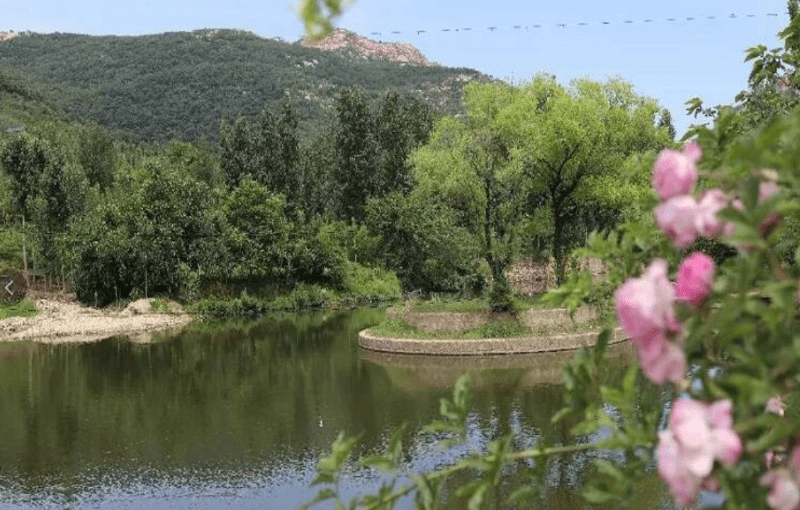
[149,297,174,314]
[410,294,549,313]
[0,298,38,320]
[367,313,613,340]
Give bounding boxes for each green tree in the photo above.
[223,177,291,282]
[1,134,50,219]
[374,91,436,194]
[332,87,379,222]
[78,126,116,191]
[496,75,669,284]
[219,101,301,209]
[366,191,482,294]
[410,82,521,310]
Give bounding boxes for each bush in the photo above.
[341,261,401,304]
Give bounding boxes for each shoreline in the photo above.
[0,295,193,344]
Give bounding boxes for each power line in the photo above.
[366,11,781,38]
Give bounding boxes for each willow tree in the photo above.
[410,83,521,311]
[411,77,670,302]
[495,75,671,284]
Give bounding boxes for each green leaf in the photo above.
[467,483,488,510]
[508,485,540,505]
[582,485,615,504]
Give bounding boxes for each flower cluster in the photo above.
[615,259,687,384]
[652,142,733,248]
[614,140,790,508]
[657,399,742,506]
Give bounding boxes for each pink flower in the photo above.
[658,399,743,506]
[655,195,699,248]
[615,260,680,342]
[768,396,786,417]
[695,189,730,238]
[657,431,703,506]
[638,340,687,384]
[762,470,800,510]
[652,143,700,200]
[675,252,715,306]
[670,399,742,473]
[615,260,685,383]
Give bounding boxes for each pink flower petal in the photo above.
[683,141,702,162]
[710,428,742,467]
[707,399,734,429]
[654,196,699,248]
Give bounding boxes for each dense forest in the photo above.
[11,28,772,316]
[0,30,486,142]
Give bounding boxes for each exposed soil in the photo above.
[0,292,192,343]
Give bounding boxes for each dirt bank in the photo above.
[0,294,193,343]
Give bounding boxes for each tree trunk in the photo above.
[553,210,566,287]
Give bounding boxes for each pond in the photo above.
[0,308,667,509]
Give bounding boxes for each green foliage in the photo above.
[59,151,223,306]
[0,297,37,319]
[340,261,401,304]
[223,178,291,281]
[366,191,483,294]
[410,76,667,296]
[488,273,514,312]
[1,133,52,219]
[298,0,349,42]
[331,89,435,222]
[0,32,484,142]
[476,316,528,338]
[219,102,301,201]
[78,125,116,191]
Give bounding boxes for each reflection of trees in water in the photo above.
[0,317,669,508]
[365,344,668,509]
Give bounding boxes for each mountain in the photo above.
[0,29,489,142]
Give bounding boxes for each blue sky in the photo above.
[2,0,790,137]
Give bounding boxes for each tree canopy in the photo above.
[409,76,672,306]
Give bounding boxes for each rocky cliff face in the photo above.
[301,29,431,66]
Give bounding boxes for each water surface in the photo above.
[0,308,663,509]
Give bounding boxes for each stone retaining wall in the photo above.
[359,327,627,356]
[390,306,598,333]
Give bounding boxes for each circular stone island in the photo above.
[359,305,628,356]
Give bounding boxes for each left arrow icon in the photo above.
[5,280,13,295]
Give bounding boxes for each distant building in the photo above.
[3,126,25,134]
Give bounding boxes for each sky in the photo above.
[2,0,791,137]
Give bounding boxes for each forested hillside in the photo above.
[0,30,487,141]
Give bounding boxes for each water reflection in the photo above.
[0,309,664,509]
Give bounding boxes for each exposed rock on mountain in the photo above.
[301,29,432,66]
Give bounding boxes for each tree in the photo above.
[332,87,379,222]
[1,134,51,220]
[657,108,676,142]
[332,88,437,223]
[411,78,669,300]
[223,177,291,282]
[410,82,521,310]
[496,75,670,284]
[374,91,436,194]
[79,126,116,191]
[219,101,301,207]
[366,191,482,294]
